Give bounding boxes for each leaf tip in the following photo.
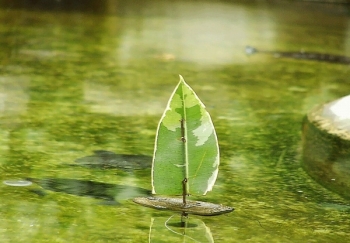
[178,74,185,83]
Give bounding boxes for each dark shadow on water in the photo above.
[0,0,150,15]
[27,177,151,203]
[73,150,152,171]
[0,0,108,13]
[245,45,350,64]
[166,221,198,228]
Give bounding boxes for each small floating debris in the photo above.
[133,196,234,216]
[245,45,350,64]
[3,180,32,187]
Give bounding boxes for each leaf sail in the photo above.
[152,76,219,195]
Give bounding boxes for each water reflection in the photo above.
[149,215,214,243]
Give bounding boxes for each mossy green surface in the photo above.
[0,1,349,242]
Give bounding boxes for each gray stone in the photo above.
[302,95,350,199]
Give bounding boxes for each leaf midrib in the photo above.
[180,80,190,190]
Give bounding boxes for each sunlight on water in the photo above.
[116,2,276,66]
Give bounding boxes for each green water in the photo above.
[1,1,350,242]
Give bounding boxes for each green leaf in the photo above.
[152,75,219,195]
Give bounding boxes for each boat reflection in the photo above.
[149,215,214,243]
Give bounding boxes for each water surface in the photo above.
[0,1,350,242]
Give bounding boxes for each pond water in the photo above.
[1,0,350,242]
